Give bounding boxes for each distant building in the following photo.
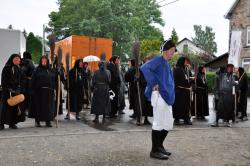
[0,28,26,81]
[226,0,250,72]
[176,38,215,62]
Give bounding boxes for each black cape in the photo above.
[1,63,25,125]
[172,66,192,120]
[107,63,120,116]
[29,66,54,122]
[91,69,111,115]
[191,73,209,117]
[68,67,84,113]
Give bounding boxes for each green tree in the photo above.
[48,0,164,59]
[140,39,162,59]
[192,25,217,55]
[169,53,180,67]
[171,28,179,44]
[26,32,42,64]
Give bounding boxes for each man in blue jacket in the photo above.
[141,39,176,160]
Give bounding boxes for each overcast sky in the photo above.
[0,0,236,56]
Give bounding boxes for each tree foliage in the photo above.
[192,25,217,55]
[26,32,42,64]
[171,28,179,44]
[169,53,180,67]
[48,0,164,59]
[140,39,162,59]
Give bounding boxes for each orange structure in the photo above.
[54,35,112,72]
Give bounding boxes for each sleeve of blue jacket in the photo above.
[140,56,161,102]
[140,56,175,105]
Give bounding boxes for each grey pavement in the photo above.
[0,95,250,166]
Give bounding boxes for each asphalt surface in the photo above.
[0,95,249,166]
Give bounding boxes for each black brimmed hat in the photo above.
[160,39,177,53]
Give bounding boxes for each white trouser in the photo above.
[151,91,174,131]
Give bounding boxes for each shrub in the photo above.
[206,72,215,93]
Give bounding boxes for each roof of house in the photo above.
[225,0,240,19]
[205,52,229,69]
[177,38,201,47]
[177,38,216,58]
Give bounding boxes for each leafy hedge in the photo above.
[206,72,215,94]
[206,72,250,96]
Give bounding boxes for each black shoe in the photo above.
[0,124,4,130]
[9,125,18,129]
[184,120,192,125]
[64,114,70,120]
[150,151,169,160]
[144,119,151,125]
[93,118,99,123]
[136,121,142,126]
[35,122,41,127]
[159,147,171,156]
[75,113,81,120]
[174,119,180,125]
[46,122,52,127]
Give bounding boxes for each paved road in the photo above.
[0,95,249,166]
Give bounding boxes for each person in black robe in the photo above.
[83,62,91,109]
[52,59,66,116]
[139,57,153,125]
[118,67,126,115]
[91,61,111,123]
[173,57,193,125]
[237,67,248,121]
[191,65,209,119]
[211,67,225,127]
[216,64,237,127]
[29,56,54,127]
[21,51,35,114]
[125,59,137,119]
[0,54,25,130]
[65,59,84,120]
[107,56,121,118]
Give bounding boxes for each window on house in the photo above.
[183,44,188,53]
[242,58,250,72]
[247,26,250,46]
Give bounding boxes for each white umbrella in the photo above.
[83,55,100,62]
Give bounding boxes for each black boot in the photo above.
[143,116,151,125]
[150,130,169,160]
[93,115,99,123]
[9,124,18,129]
[35,121,41,127]
[159,130,171,156]
[184,119,192,125]
[46,121,52,127]
[64,114,70,120]
[76,113,81,120]
[174,119,180,125]
[0,124,4,130]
